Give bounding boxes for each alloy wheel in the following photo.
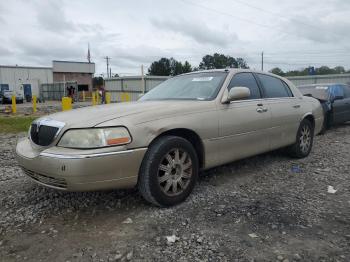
[157,148,193,196]
[299,125,311,154]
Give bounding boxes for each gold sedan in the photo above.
[16,69,323,206]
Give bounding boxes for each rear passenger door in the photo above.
[255,73,302,150]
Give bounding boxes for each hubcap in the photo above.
[299,125,311,154]
[158,148,192,196]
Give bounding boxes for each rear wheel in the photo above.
[138,136,198,207]
[287,119,314,158]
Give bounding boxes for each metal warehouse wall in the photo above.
[287,74,350,86]
[105,73,350,102]
[104,76,169,102]
[0,66,53,96]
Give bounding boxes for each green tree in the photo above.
[148,58,172,76]
[182,61,192,73]
[93,76,104,88]
[316,66,333,75]
[236,58,249,69]
[148,58,192,76]
[334,66,345,74]
[282,65,347,77]
[170,58,184,76]
[270,67,285,76]
[199,53,248,69]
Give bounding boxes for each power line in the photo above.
[181,0,349,48]
[180,0,287,33]
[230,0,317,29]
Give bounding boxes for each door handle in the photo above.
[293,105,301,108]
[256,107,268,113]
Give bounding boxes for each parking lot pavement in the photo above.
[0,124,349,261]
[0,101,92,115]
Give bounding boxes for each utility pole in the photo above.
[141,65,145,94]
[104,56,111,78]
[261,51,264,71]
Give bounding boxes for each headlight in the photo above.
[58,127,131,149]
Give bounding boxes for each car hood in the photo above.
[41,100,214,128]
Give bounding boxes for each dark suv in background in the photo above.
[298,83,350,131]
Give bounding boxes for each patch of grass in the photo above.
[0,116,37,133]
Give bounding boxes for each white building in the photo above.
[0,61,95,100]
[0,65,53,98]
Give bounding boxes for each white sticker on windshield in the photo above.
[315,86,328,90]
[192,77,213,82]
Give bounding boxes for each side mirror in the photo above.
[223,86,251,103]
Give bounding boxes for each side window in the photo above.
[342,85,350,98]
[330,85,344,99]
[228,73,261,99]
[282,81,294,97]
[257,74,292,98]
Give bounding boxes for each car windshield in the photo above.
[139,72,228,101]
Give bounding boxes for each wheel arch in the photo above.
[149,128,205,169]
[301,113,315,129]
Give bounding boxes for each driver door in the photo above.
[216,72,271,165]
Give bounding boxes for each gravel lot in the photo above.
[0,124,349,262]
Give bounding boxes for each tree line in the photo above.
[269,66,349,77]
[148,53,249,76]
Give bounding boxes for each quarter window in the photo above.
[228,73,261,99]
[342,85,350,98]
[257,74,292,98]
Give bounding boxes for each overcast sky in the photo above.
[0,0,349,76]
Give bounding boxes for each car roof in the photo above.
[181,68,286,78]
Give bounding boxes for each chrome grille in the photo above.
[21,168,67,189]
[30,124,59,146]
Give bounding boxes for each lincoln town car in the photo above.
[16,69,323,206]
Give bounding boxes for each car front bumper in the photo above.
[16,137,147,191]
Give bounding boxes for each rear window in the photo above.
[257,74,292,98]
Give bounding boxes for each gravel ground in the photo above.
[0,124,349,262]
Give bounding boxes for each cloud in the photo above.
[151,18,239,47]
[284,14,350,44]
[0,0,350,74]
[0,46,12,56]
[34,0,76,33]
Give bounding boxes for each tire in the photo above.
[138,135,199,207]
[287,119,314,158]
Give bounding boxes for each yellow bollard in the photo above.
[105,92,111,104]
[11,95,17,114]
[92,92,96,106]
[120,92,131,102]
[96,90,100,104]
[32,95,37,113]
[62,97,72,111]
[82,90,85,102]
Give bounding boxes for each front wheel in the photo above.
[287,119,314,158]
[138,136,199,207]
